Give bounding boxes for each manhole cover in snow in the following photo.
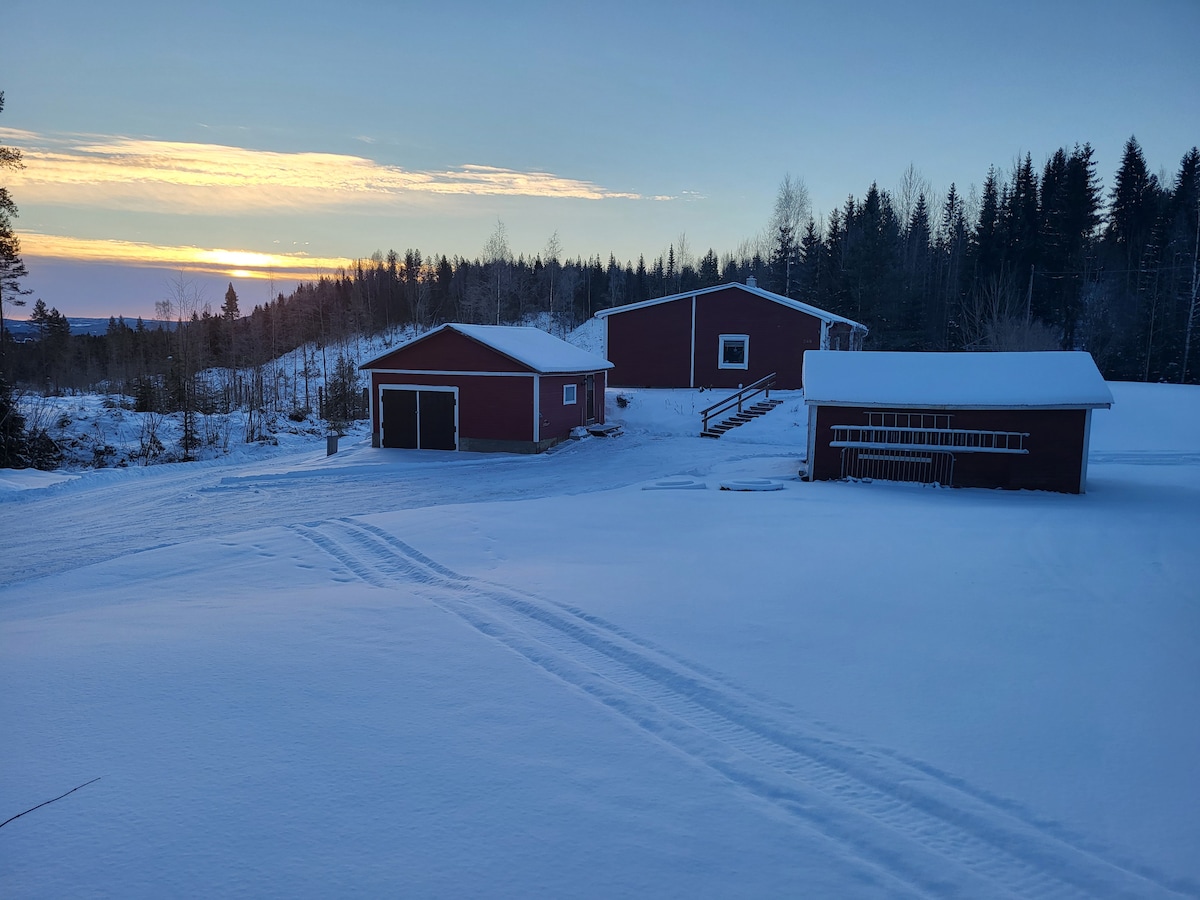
[642,477,706,491]
[718,478,784,492]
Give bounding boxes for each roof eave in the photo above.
[805,399,1114,410]
[594,282,866,330]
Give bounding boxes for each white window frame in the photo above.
[718,334,749,370]
[563,383,577,405]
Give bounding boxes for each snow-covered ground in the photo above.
[2,382,1198,898]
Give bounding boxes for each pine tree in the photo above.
[902,193,933,346]
[1003,153,1040,292]
[698,249,720,287]
[935,184,969,349]
[1169,148,1200,381]
[769,223,797,297]
[1106,136,1159,282]
[968,166,1004,293]
[1103,136,1169,378]
[0,92,30,371]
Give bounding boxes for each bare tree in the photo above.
[961,274,1060,352]
[544,230,562,320]
[895,163,933,229]
[771,173,811,238]
[483,218,512,325]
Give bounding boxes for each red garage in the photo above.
[594,279,867,390]
[802,351,1113,493]
[359,324,612,454]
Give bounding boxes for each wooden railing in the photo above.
[700,373,777,433]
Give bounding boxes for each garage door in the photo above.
[381,387,457,450]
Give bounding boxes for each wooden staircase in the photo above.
[699,374,781,438]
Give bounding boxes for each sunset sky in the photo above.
[5,0,1198,321]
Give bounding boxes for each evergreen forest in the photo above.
[2,136,1198,459]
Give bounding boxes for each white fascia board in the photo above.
[361,368,535,378]
[803,399,1114,411]
[594,282,868,332]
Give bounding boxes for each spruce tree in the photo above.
[0,372,26,468]
[1,92,30,371]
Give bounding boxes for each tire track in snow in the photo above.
[289,517,1194,900]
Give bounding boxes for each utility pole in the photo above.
[1025,264,1034,323]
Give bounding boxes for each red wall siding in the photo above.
[371,372,534,442]
[693,288,819,389]
[369,328,528,373]
[606,300,693,387]
[604,288,820,389]
[810,405,1088,493]
[539,375,585,440]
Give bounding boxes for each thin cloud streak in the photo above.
[22,233,356,281]
[6,131,653,214]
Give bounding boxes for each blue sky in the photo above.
[4,0,1198,320]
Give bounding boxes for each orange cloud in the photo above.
[22,233,356,281]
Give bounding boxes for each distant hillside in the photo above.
[4,317,177,338]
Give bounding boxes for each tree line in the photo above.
[2,135,1198,463]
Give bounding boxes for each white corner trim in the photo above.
[689,295,697,388]
[1080,408,1093,493]
[533,374,541,443]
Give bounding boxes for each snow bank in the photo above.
[1,380,1198,897]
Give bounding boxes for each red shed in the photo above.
[359,324,613,453]
[802,351,1114,493]
[594,279,867,390]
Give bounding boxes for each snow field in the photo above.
[1,381,1198,898]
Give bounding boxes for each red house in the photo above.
[359,324,613,454]
[802,351,1114,493]
[594,279,867,390]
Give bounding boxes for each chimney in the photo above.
[746,275,758,288]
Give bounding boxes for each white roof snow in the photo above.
[362,324,613,374]
[593,282,868,331]
[802,351,1114,409]
[450,324,613,372]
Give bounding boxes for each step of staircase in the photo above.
[700,398,784,438]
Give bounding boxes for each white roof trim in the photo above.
[593,282,868,331]
[802,350,1114,410]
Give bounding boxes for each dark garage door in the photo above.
[382,388,456,450]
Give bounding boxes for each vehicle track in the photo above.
[288,516,1194,900]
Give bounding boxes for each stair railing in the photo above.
[700,373,777,433]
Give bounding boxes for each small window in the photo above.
[563,383,577,405]
[719,334,749,369]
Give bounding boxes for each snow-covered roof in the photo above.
[360,323,613,374]
[592,282,868,332]
[803,351,1114,409]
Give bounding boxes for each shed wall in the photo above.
[809,405,1089,493]
[538,371,607,440]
